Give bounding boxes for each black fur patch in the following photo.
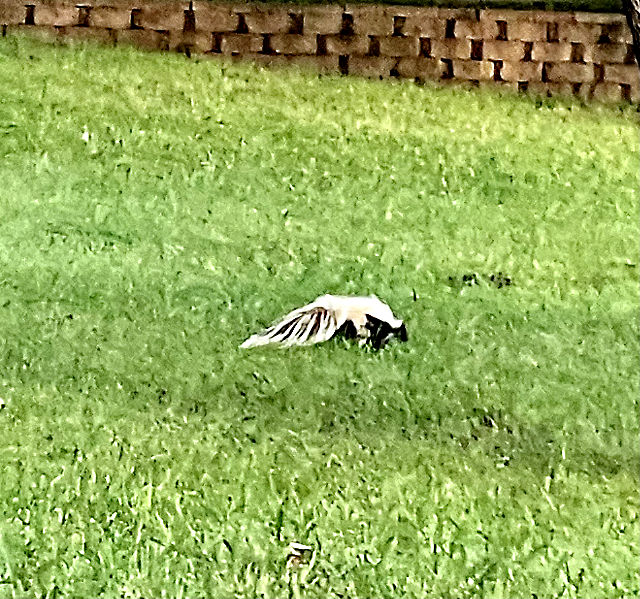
[337,320,358,340]
[364,316,408,349]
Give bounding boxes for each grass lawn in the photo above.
[0,33,638,598]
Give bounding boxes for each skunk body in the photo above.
[240,294,407,350]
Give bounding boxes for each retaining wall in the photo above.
[1,0,639,101]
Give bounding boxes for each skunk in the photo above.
[240,294,407,350]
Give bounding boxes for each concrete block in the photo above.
[136,4,186,32]
[591,81,623,101]
[345,5,393,36]
[237,52,340,73]
[395,56,444,79]
[557,20,600,42]
[324,34,370,55]
[348,56,396,77]
[482,40,524,61]
[599,21,633,43]
[269,33,316,55]
[379,35,419,57]
[452,59,494,80]
[531,41,572,61]
[401,13,444,38]
[220,33,263,54]
[604,63,640,85]
[500,59,543,81]
[455,18,499,40]
[6,23,58,41]
[433,7,477,20]
[192,3,238,33]
[478,79,519,91]
[176,30,214,53]
[302,6,342,35]
[57,25,114,43]
[545,61,595,82]
[33,2,78,27]
[0,1,26,25]
[431,38,471,59]
[590,42,630,63]
[506,19,547,41]
[573,11,625,24]
[526,80,573,96]
[286,54,340,72]
[242,8,292,34]
[89,6,131,29]
[117,28,169,50]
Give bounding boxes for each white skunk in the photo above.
[240,294,407,350]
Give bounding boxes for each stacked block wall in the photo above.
[1,0,638,101]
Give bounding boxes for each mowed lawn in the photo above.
[0,33,638,598]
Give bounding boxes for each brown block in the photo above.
[287,54,340,72]
[90,6,131,29]
[505,19,547,42]
[232,53,285,67]
[324,34,370,55]
[33,3,79,27]
[573,12,626,24]
[57,25,114,44]
[545,62,594,82]
[477,11,510,39]
[482,40,524,61]
[574,81,593,99]
[526,80,573,97]
[192,3,237,33]
[401,14,443,38]
[523,10,574,22]
[379,35,419,57]
[346,6,393,36]
[6,23,58,41]
[599,21,633,43]
[604,63,640,85]
[389,6,438,18]
[396,56,445,79]
[531,41,572,62]
[174,30,213,53]
[220,33,263,54]
[591,43,629,63]
[591,81,623,101]
[117,29,169,50]
[302,6,342,35]
[455,18,499,40]
[500,60,543,81]
[136,4,186,32]
[235,53,340,73]
[0,1,26,25]
[453,59,494,80]
[478,79,519,91]
[479,8,528,22]
[433,7,477,20]
[431,38,471,59]
[242,8,292,34]
[269,34,316,55]
[557,20,600,42]
[348,56,396,77]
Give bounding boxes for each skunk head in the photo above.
[366,316,408,350]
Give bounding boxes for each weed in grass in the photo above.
[0,34,638,598]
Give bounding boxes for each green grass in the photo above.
[0,33,638,598]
